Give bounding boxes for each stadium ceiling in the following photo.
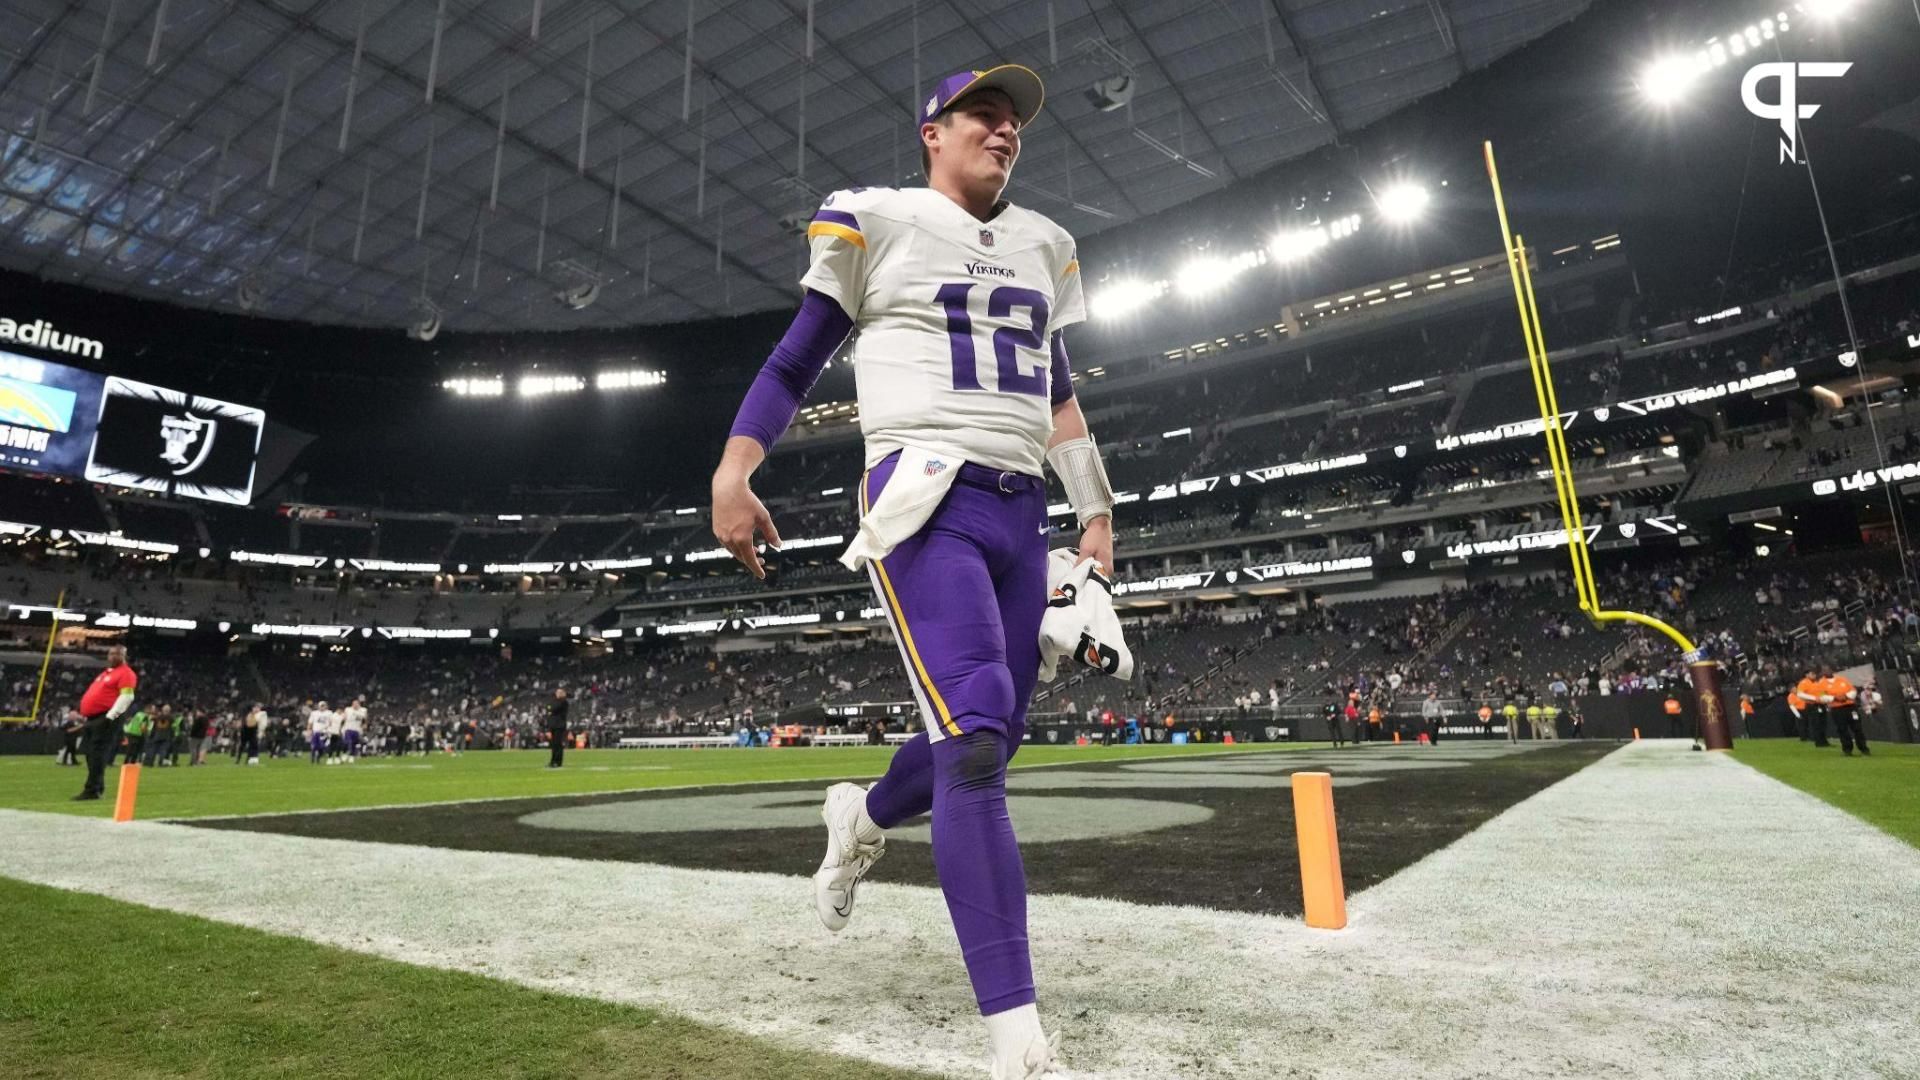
[0,0,1590,333]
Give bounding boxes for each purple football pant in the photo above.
[343,730,361,757]
[858,450,1047,1016]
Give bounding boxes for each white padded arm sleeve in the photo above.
[1046,435,1115,527]
[105,691,135,720]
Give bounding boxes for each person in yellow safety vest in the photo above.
[1662,694,1684,739]
[1525,702,1543,740]
[1795,668,1829,747]
[1477,703,1494,739]
[1541,702,1560,740]
[1820,664,1868,756]
[1501,701,1519,743]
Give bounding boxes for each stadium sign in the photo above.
[654,618,727,636]
[744,613,822,629]
[0,316,104,361]
[6,603,88,623]
[1434,416,1559,452]
[1813,462,1920,496]
[94,612,198,631]
[1240,556,1374,580]
[249,622,353,638]
[1242,452,1369,483]
[582,556,654,571]
[1610,367,1797,417]
[70,530,178,555]
[1446,525,1602,560]
[1113,571,1215,596]
[483,561,564,574]
[232,550,328,568]
[351,558,442,573]
[376,626,472,640]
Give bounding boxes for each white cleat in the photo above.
[991,1031,1067,1080]
[813,782,884,932]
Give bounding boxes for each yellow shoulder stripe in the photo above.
[806,222,866,249]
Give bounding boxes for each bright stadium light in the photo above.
[1639,54,1706,105]
[1803,0,1854,21]
[595,369,667,391]
[517,373,586,398]
[1091,279,1168,320]
[1269,226,1329,262]
[1376,183,1431,223]
[442,376,504,397]
[1174,250,1263,299]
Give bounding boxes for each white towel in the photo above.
[838,446,966,572]
[1038,547,1134,682]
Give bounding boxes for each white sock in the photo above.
[983,1003,1044,1066]
[852,788,884,845]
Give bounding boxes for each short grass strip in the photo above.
[1732,741,1920,849]
[0,875,937,1080]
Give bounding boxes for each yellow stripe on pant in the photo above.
[862,467,963,738]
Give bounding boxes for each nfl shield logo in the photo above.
[925,459,948,477]
[979,229,995,247]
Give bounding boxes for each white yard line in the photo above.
[2,741,1915,1079]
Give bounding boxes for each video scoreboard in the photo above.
[0,349,266,506]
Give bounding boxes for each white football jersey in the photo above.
[341,706,366,733]
[803,187,1087,476]
[306,709,333,737]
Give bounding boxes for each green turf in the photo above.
[1732,741,1920,849]
[0,876,936,1080]
[0,742,1322,819]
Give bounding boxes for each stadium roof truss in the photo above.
[0,0,1588,332]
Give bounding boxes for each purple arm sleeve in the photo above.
[1049,330,1074,406]
[727,289,855,452]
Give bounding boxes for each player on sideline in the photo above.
[341,696,368,763]
[305,700,334,765]
[712,65,1108,1079]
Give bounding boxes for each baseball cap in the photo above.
[921,65,1046,127]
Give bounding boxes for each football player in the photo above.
[712,65,1110,1079]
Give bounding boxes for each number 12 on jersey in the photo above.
[936,283,1051,398]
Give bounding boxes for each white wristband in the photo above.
[1046,435,1115,528]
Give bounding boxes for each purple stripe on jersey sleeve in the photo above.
[1049,330,1074,406]
[811,208,860,230]
[728,289,855,452]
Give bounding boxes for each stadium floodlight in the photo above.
[1802,0,1854,20]
[1639,54,1705,105]
[442,377,504,396]
[595,369,667,390]
[1091,278,1168,320]
[1174,251,1261,299]
[517,373,586,397]
[1376,183,1431,224]
[1269,226,1330,262]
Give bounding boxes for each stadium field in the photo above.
[6,741,1919,1078]
[1732,742,1920,849]
[0,742,1313,820]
